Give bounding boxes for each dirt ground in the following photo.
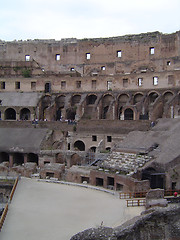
[0,177,144,240]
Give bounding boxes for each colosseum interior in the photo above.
[0,30,180,238]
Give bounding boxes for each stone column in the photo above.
[24,154,28,164]
[9,154,13,168]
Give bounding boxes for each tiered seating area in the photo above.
[98,151,151,174]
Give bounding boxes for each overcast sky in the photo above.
[1,0,180,41]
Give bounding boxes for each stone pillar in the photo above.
[24,154,28,164]
[9,154,13,167]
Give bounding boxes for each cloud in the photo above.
[0,0,180,40]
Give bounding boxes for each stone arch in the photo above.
[89,146,96,153]
[0,152,9,163]
[13,153,24,166]
[27,153,38,165]
[163,91,174,102]
[41,95,52,120]
[20,108,31,120]
[124,108,134,120]
[133,93,144,104]
[55,95,66,120]
[4,108,16,120]
[74,140,85,151]
[118,93,129,104]
[71,94,81,106]
[56,153,65,164]
[66,108,76,120]
[148,91,159,104]
[86,94,97,105]
[101,94,114,119]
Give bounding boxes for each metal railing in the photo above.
[126,199,146,207]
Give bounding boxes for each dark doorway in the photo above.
[124,108,133,120]
[27,153,38,165]
[0,152,9,163]
[20,108,30,120]
[45,82,51,93]
[96,177,104,187]
[4,108,16,120]
[87,95,97,105]
[107,177,114,189]
[13,153,24,165]
[142,168,165,189]
[74,141,85,151]
[81,176,89,184]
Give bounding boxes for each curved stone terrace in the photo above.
[0,177,143,240]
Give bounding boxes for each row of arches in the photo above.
[39,90,178,121]
[0,108,31,120]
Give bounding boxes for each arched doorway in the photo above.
[163,91,173,102]
[149,92,159,104]
[124,108,134,120]
[74,140,85,151]
[70,153,82,166]
[86,95,97,105]
[20,108,31,120]
[66,108,76,120]
[4,108,16,120]
[134,93,143,104]
[71,95,81,106]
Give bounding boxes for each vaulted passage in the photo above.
[86,94,97,105]
[66,108,76,120]
[4,108,16,120]
[74,140,85,151]
[124,108,133,120]
[20,108,31,120]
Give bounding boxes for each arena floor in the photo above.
[0,177,144,240]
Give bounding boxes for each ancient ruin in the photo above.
[0,30,180,238]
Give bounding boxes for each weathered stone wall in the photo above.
[70,205,180,240]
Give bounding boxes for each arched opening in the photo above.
[45,82,51,93]
[90,146,96,153]
[13,153,24,166]
[0,152,9,163]
[71,153,82,166]
[27,153,38,165]
[103,106,109,119]
[163,91,173,102]
[149,92,159,104]
[55,95,65,120]
[66,108,76,120]
[134,93,143,104]
[56,108,62,121]
[101,94,114,119]
[71,95,81,106]
[124,108,134,120]
[142,167,165,189]
[4,108,16,120]
[40,95,51,120]
[86,95,97,105]
[118,106,123,120]
[118,94,129,104]
[20,108,31,120]
[74,140,85,151]
[106,147,111,152]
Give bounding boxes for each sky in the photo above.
[0,0,180,41]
